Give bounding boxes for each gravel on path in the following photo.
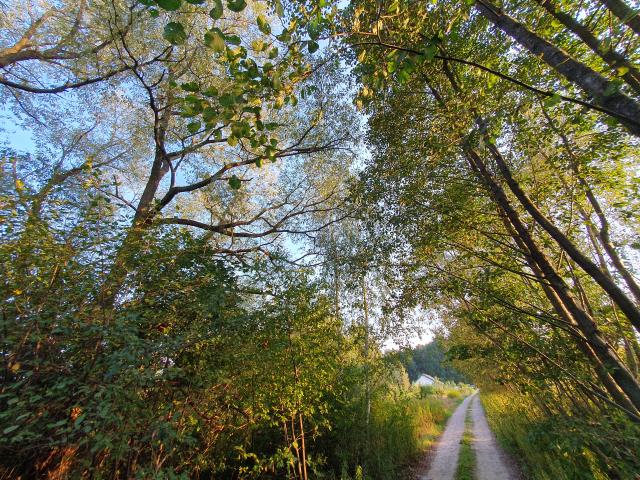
[470,394,519,480]
[419,394,474,480]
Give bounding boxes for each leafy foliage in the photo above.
[395,341,467,384]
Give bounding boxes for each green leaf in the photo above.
[307,40,319,53]
[424,43,437,60]
[257,15,271,35]
[3,425,19,434]
[276,29,290,42]
[268,47,279,59]
[187,121,201,134]
[599,37,612,53]
[228,175,242,189]
[209,0,223,19]
[203,87,219,97]
[181,82,199,92]
[185,0,205,3]
[227,136,239,147]
[204,28,226,52]
[203,107,218,122]
[227,0,246,12]
[603,79,623,96]
[226,34,241,45]
[163,22,187,45]
[544,93,562,107]
[156,0,181,10]
[231,121,251,138]
[74,415,86,427]
[307,19,321,40]
[272,73,282,91]
[252,39,266,51]
[47,420,67,428]
[149,8,160,17]
[397,68,411,84]
[219,94,236,107]
[274,0,284,17]
[387,61,398,73]
[617,66,630,77]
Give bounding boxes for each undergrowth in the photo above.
[481,390,640,480]
[327,381,472,479]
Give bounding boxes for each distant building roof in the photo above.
[414,373,436,386]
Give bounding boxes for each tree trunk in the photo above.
[298,414,308,480]
[464,146,640,412]
[500,210,640,415]
[98,107,172,311]
[474,0,640,136]
[597,0,640,36]
[541,109,640,305]
[330,229,341,319]
[534,0,640,95]
[361,275,371,475]
[486,142,640,333]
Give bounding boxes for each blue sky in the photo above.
[1,106,36,153]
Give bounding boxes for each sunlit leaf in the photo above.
[257,15,271,35]
[204,28,226,52]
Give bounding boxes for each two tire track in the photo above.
[420,393,517,480]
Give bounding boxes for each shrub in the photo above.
[481,390,640,480]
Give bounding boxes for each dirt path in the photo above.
[419,393,518,480]
[470,395,518,480]
[420,394,474,480]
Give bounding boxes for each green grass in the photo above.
[455,407,475,480]
[413,393,465,452]
[413,385,475,458]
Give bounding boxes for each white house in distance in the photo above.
[414,373,436,387]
